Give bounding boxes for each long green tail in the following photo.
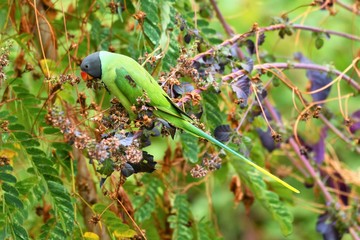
[176,118,300,193]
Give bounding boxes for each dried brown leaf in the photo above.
[229,175,243,206]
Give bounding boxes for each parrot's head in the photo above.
[80,52,102,81]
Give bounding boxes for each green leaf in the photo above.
[0,110,9,118]
[43,174,63,184]
[180,132,199,163]
[194,220,221,240]
[28,107,44,116]
[141,0,159,23]
[16,93,41,105]
[51,142,72,161]
[37,165,59,176]
[52,142,72,151]
[21,97,41,106]
[90,18,110,49]
[15,177,39,195]
[139,0,162,46]
[12,223,29,240]
[33,183,47,201]
[202,91,224,130]
[0,212,6,225]
[97,158,114,176]
[0,165,13,172]
[39,218,66,240]
[0,7,9,33]
[93,204,136,238]
[162,31,180,71]
[12,86,29,94]
[33,156,54,168]
[272,77,280,87]
[48,181,71,199]
[159,1,171,50]
[4,114,18,122]
[143,21,161,45]
[47,181,75,233]
[0,172,17,183]
[19,139,40,147]
[2,182,20,196]
[4,193,24,210]
[12,131,33,141]
[123,0,135,14]
[11,130,40,147]
[197,19,209,27]
[1,132,10,142]
[168,194,193,240]
[252,116,268,131]
[43,127,60,134]
[25,147,46,156]
[134,176,163,222]
[315,37,324,49]
[8,124,25,130]
[201,28,217,35]
[208,37,223,44]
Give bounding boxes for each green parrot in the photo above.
[80,51,299,193]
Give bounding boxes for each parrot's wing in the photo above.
[114,67,193,122]
[155,96,194,122]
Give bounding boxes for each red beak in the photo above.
[81,71,94,81]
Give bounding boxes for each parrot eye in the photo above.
[80,52,101,79]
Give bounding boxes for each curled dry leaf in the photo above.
[229,175,243,206]
[242,187,255,215]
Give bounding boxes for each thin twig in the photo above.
[289,138,333,202]
[264,99,334,202]
[116,198,147,240]
[240,62,360,154]
[319,114,360,154]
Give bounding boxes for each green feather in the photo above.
[98,51,299,193]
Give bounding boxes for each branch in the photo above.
[193,23,360,61]
[223,62,360,92]
[209,0,245,60]
[349,227,360,240]
[336,0,360,15]
[292,24,360,41]
[209,0,234,35]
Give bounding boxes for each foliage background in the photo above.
[0,0,359,239]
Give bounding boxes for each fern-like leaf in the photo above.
[134,175,163,222]
[168,194,193,240]
[180,132,199,163]
[202,91,224,131]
